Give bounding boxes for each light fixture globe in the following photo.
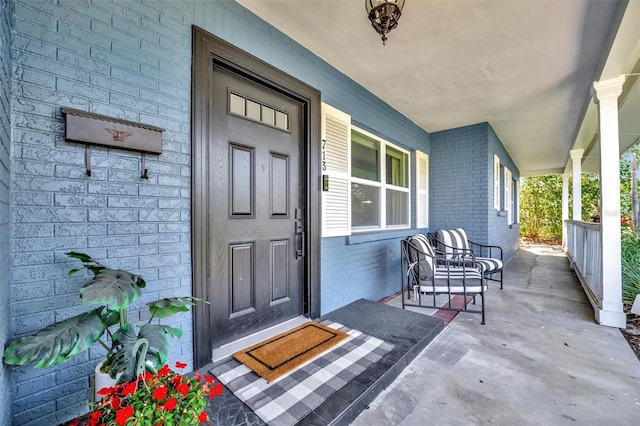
[365,0,405,45]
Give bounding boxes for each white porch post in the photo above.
[570,149,584,220]
[562,173,569,249]
[593,76,626,328]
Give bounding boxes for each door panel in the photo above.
[230,144,254,216]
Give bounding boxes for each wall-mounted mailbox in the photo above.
[61,107,164,178]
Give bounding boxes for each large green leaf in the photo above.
[138,324,182,367]
[109,324,148,383]
[2,308,106,368]
[108,323,182,383]
[80,269,145,310]
[65,252,106,276]
[99,308,121,329]
[147,296,208,319]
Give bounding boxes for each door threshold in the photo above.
[211,316,310,364]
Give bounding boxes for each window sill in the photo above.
[347,229,413,245]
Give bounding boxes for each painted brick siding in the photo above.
[430,124,489,241]
[320,230,416,315]
[9,1,193,424]
[1,0,13,424]
[430,123,520,261]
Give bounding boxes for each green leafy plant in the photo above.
[621,230,640,312]
[3,252,207,383]
[70,361,223,426]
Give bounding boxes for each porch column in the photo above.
[593,75,626,328]
[570,149,584,220]
[562,173,569,249]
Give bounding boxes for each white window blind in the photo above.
[415,151,429,228]
[494,155,501,210]
[515,179,520,224]
[504,167,513,224]
[321,103,351,237]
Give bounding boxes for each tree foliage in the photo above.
[519,163,632,240]
[519,175,563,239]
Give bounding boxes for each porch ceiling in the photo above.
[238,0,640,176]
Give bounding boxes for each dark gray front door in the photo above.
[206,65,305,346]
[192,28,321,369]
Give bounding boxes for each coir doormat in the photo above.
[232,321,349,382]
[213,321,394,426]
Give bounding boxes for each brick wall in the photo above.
[430,124,489,240]
[10,1,193,424]
[430,123,520,261]
[1,0,13,423]
[320,230,416,314]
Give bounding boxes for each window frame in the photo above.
[350,125,411,232]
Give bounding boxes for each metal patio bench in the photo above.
[401,234,487,324]
[428,228,504,289]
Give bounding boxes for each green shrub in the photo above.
[621,229,640,312]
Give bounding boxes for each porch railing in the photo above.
[564,220,602,307]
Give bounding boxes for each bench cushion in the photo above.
[418,266,485,293]
[409,234,435,279]
[435,228,470,259]
[475,257,503,273]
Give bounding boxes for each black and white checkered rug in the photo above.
[210,321,394,426]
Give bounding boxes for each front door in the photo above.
[192,28,321,368]
[207,65,305,344]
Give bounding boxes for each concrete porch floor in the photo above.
[199,244,640,425]
[352,244,640,425]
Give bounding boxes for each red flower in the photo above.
[87,411,100,426]
[156,423,163,426]
[199,412,208,423]
[115,406,133,426]
[195,371,201,382]
[172,374,183,385]
[111,397,121,410]
[143,371,154,382]
[68,419,80,426]
[152,385,168,401]
[97,386,115,396]
[163,397,178,411]
[158,365,171,376]
[175,382,190,397]
[175,361,187,369]
[204,375,215,384]
[211,383,223,398]
[121,381,137,396]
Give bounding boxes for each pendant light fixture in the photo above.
[365,0,405,45]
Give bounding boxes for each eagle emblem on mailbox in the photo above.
[106,128,133,142]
